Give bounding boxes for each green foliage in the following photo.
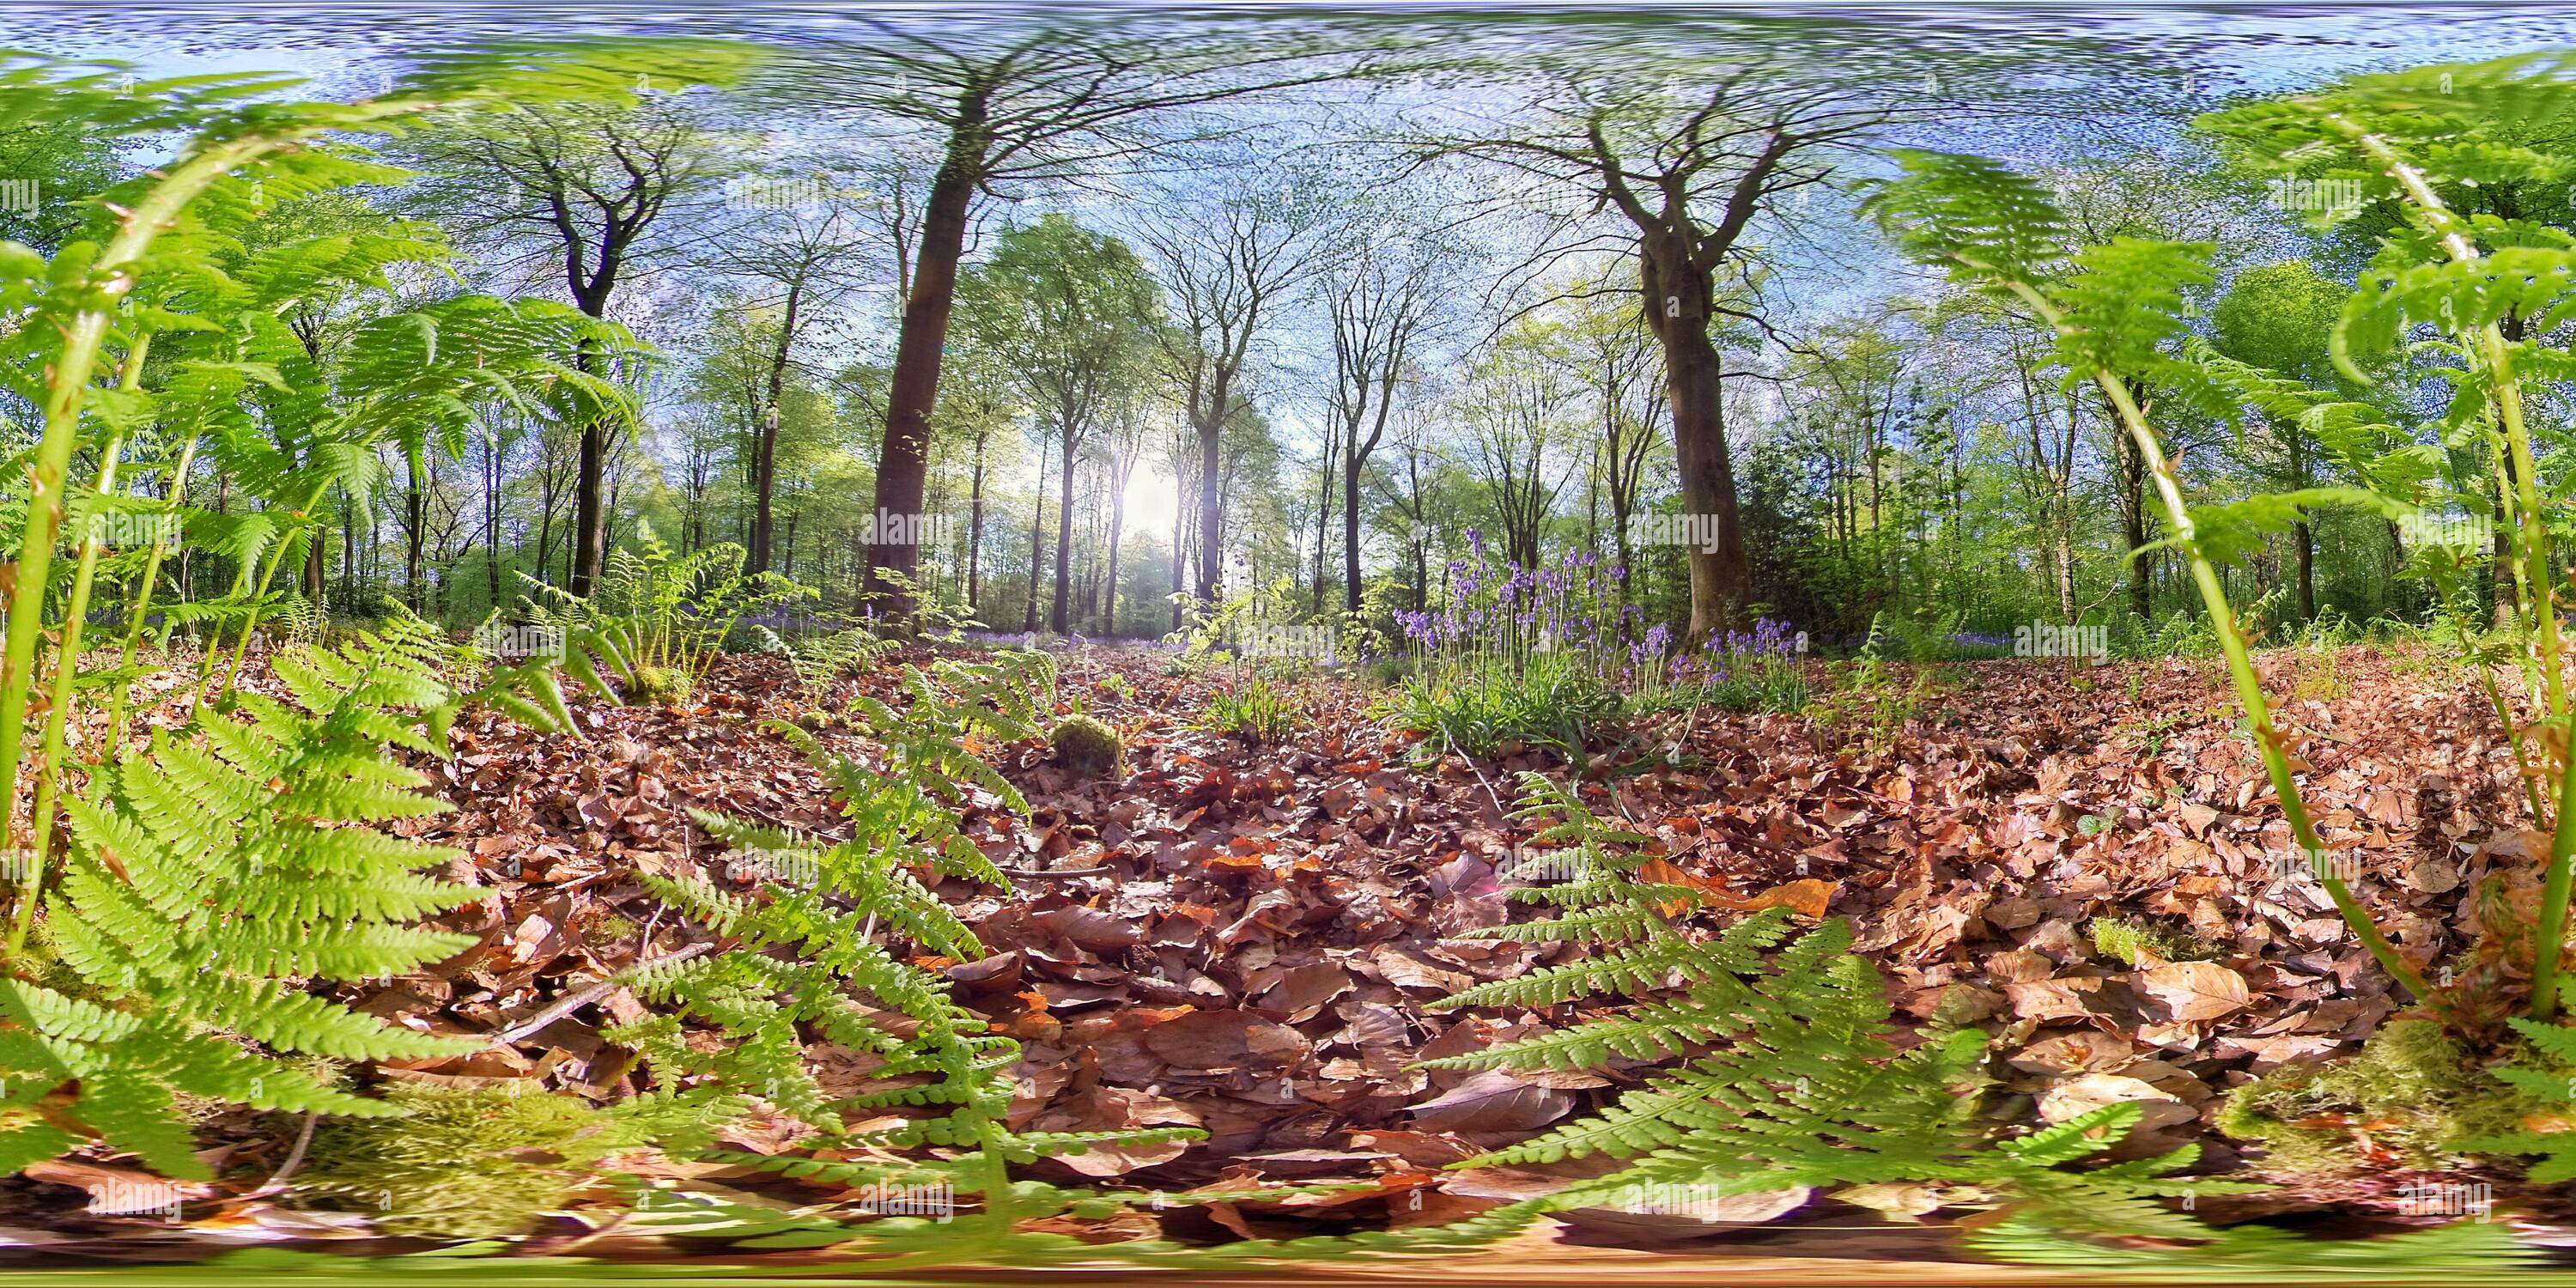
[628,665,692,706]
[628,696,1203,1263]
[0,617,492,1180]
[1807,638,1942,741]
[1200,675,1299,743]
[1378,651,1622,758]
[2221,1018,2529,1176]
[1422,775,2244,1231]
[1048,712,1126,775]
[1867,141,2441,1002]
[299,1084,657,1239]
[2087,916,2218,967]
[846,652,1055,813]
[866,565,984,642]
[2455,1018,2576,1182]
[524,520,811,699]
[758,623,898,711]
[1648,638,1812,717]
[1969,1211,2554,1282]
[2116,609,2221,660]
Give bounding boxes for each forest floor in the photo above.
[6,637,2569,1272]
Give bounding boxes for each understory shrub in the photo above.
[1387,534,1811,752]
[1200,675,1299,744]
[1379,649,1623,757]
[1423,774,2253,1236]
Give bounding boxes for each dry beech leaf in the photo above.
[1407,1070,1572,1133]
[2138,961,2252,1023]
[1554,1185,1813,1241]
[2038,1073,2196,1132]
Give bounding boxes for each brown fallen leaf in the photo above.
[20,1160,210,1215]
[1256,961,1355,1024]
[2138,960,2251,1023]
[1704,877,1836,920]
[1554,1185,1814,1242]
[1406,1069,1572,1133]
[1139,1008,1309,1072]
[2037,1073,2196,1132]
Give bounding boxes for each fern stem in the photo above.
[2461,611,2550,823]
[0,138,270,949]
[2084,365,2429,1001]
[105,430,201,741]
[15,331,151,951]
[0,92,435,947]
[2338,121,2576,1018]
[204,478,331,705]
[1977,263,2429,1001]
[1962,229,2442,999]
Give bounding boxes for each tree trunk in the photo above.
[304,523,325,610]
[484,431,503,610]
[2115,415,2149,623]
[1342,378,1398,617]
[1170,481,1188,632]
[1104,491,1125,637]
[864,90,987,617]
[750,276,805,576]
[966,428,988,611]
[2056,506,2078,627]
[1341,463,1364,617]
[404,456,428,612]
[1195,420,1224,605]
[1024,437,1048,634]
[2295,520,2316,622]
[340,485,357,610]
[1051,426,1077,635]
[569,329,612,597]
[1643,245,1749,638]
[2285,431,2315,622]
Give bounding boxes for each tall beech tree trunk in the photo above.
[865,89,988,617]
[1024,437,1048,634]
[966,427,988,610]
[1051,425,1077,635]
[750,276,805,575]
[1642,240,1751,638]
[1104,489,1126,636]
[1171,486,1188,632]
[404,457,428,612]
[1195,414,1224,605]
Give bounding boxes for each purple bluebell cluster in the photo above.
[1390,536,1804,710]
[1668,618,1812,713]
[1393,535,1628,677]
[1667,618,1803,686]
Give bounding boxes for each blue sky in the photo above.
[29,3,2576,540]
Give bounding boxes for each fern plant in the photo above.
[524,519,811,704]
[2456,1018,2576,1182]
[1200,674,1299,743]
[620,661,1193,1266]
[1969,1211,2552,1283]
[0,616,497,1179]
[845,651,1058,806]
[1424,773,2249,1235]
[756,622,898,714]
[1862,149,2430,1001]
[2194,53,2576,1021]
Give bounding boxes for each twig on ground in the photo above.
[489,940,719,1046]
[246,1109,319,1199]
